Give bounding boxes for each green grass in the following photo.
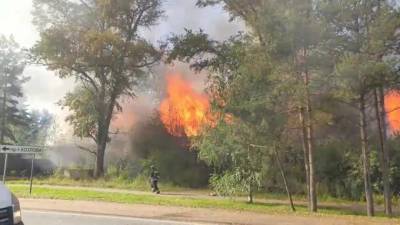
[8,176,196,193]
[9,177,400,216]
[7,177,400,221]
[7,184,400,221]
[8,177,362,204]
[10,184,294,213]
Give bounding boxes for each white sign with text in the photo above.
[0,145,43,154]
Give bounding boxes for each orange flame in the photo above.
[385,91,400,134]
[159,74,213,137]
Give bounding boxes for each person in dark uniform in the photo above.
[150,165,160,194]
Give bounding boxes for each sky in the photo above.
[0,0,242,113]
[0,0,74,113]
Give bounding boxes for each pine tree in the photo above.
[0,35,28,144]
[321,0,400,216]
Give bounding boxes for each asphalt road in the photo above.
[23,210,206,225]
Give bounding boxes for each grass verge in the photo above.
[7,184,400,221]
[8,176,195,192]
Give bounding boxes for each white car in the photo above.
[0,183,22,225]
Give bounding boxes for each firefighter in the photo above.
[150,165,160,194]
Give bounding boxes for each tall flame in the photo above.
[385,91,400,134]
[159,74,212,137]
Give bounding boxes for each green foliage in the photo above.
[196,121,265,198]
[31,0,165,176]
[167,0,400,213]
[210,168,262,197]
[316,141,364,200]
[13,110,54,146]
[127,116,210,188]
[0,35,29,144]
[60,86,98,140]
[11,0,400,214]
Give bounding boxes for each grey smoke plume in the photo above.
[104,0,244,166]
[39,0,244,169]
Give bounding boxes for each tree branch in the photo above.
[70,66,99,92]
[88,132,98,144]
[76,144,97,156]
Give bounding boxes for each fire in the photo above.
[159,74,213,137]
[385,91,400,134]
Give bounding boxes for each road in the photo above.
[23,210,207,225]
[20,199,400,225]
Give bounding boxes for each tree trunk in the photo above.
[0,80,6,144]
[304,68,317,212]
[374,0,391,214]
[359,93,374,217]
[248,183,253,204]
[378,87,388,140]
[94,135,106,178]
[94,120,111,178]
[274,145,296,212]
[94,117,106,177]
[246,144,254,204]
[302,1,315,212]
[374,88,392,216]
[94,95,117,178]
[299,107,310,206]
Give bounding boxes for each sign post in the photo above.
[0,145,44,194]
[29,154,35,195]
[0,145,43,154]
[2,153,8,183]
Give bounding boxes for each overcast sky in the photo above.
[0,0,243,114]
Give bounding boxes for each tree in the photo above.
[335,54,378,216]
[367,1,400,216]
[170,33,268,203]
[196,0,328,212]
[197,121,264,204]
[13,110,54,146]
[168,27,300,209]
[0,35,28,144]
[31,0,164,177]
[321,0,400,216]
[168,0,400,215]
[284,0,322,212]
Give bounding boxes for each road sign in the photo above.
[1,145,44,193]
[0,145,44,154]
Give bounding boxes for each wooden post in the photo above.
[29,154,35,195]
[2,153,8,183]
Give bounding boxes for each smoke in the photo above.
[39,0,244,171]
[112,96,157,132]
[141,0,244,43]
[103,0,244,176]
